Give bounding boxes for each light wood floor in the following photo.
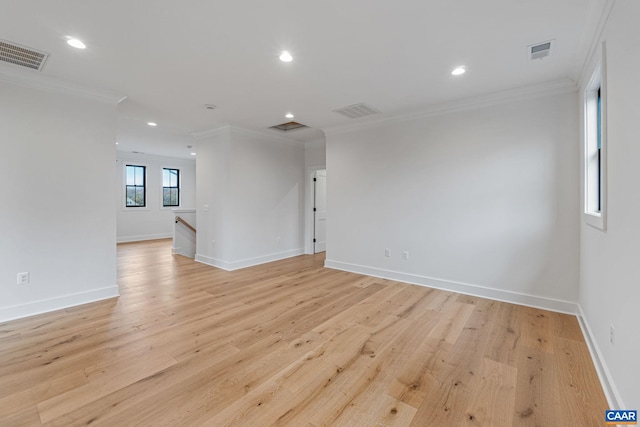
[0,239,608,426]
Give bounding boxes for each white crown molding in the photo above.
[191,123,305,150]
[191,122,306,145]
[0,66,124,104]
[190,124,231,140]
[323,78,578,137]
[229,124,305,147]
[116,151,195,164]
[576,0,616,87]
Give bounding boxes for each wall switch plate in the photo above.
[384,248,391,257]
[17,272,29,285]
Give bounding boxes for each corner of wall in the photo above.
[576,305,625,409]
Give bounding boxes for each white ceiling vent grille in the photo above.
[528,40,554,60]
[0,39,49,71]
[333,103,379,119]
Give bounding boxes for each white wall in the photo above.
[0,81,119,322]
[579,0,640,410]
[195,129,231,263]
[326,91,579,312]
[195,126,305,270]
[116,152,195,242]
[305,137,326,168]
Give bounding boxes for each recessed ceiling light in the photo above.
[285,113,294,119]
[115,142,119,145]
[147,122,157,127]
[279,51,293,63]
[66,38,86,49]
[451,66,466,76]
[190,152,196,156]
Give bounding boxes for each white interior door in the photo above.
[314,170,327,253]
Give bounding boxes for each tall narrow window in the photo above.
[583,42,606,230]
[163,168,180,207]
[125,165,146,207]
[597,87,602,212]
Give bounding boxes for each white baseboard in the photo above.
[577,305,624,410]
[117,233,172,243]
[172,247,195,258]
[324,260,579,315]
[0,286,120,323]
[194,254,232,271]
[195,248,304,272]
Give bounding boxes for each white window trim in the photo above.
[583,42,607,231]
[123,162,150,211]
[160,165,182,210]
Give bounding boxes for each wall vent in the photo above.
[528,40,554,60]
[270,121,309,131]
[0,39,49,71]
[333,103,379,119]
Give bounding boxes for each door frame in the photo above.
[305,164,326,255]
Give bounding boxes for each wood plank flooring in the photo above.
[0,239,608,426]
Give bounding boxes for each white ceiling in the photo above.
[1,0,603,158]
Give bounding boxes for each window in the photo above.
[125,165,146,207]
[583,42,607,230]
[163,168,180,207]
[597,87,602,212]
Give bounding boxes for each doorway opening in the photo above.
[313,169,327,253]
[305,165,326,255]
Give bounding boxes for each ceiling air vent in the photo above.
[0,39,49,71]
[270,121,309,131]
[333,103,379,119]
[528,40,554,60]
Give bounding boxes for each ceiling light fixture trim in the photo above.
[279,50,293,63]
[66,38,86,49]
[451,66,466,76]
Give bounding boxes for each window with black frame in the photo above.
[583,42,607,231]
[125,165,146,207]
[163,168,180,207]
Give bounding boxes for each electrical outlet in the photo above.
[610,324,615,345]
[17,272,29,285]
[384,248,391,257]
[402,251,409,260]
[276,236,281,245]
